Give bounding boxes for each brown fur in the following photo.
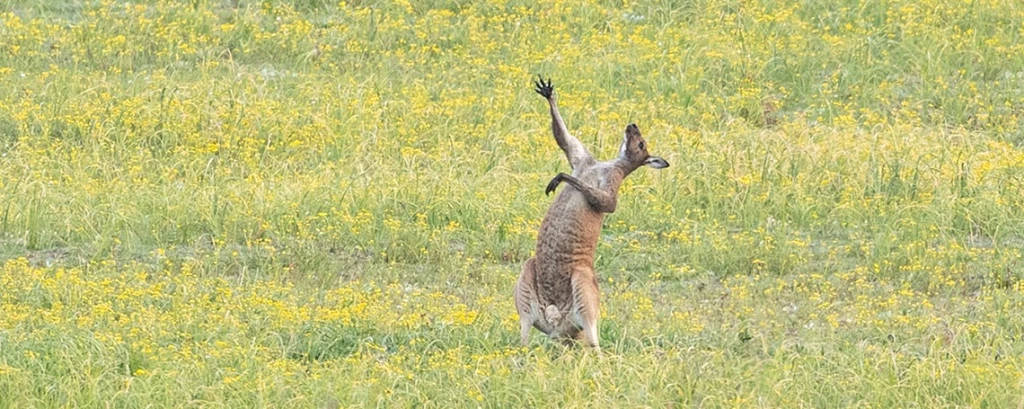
[514,77,669,349]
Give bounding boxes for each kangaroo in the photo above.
[514,77,669,349]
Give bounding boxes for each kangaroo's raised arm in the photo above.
[534,76,594,169]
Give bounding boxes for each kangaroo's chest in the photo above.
[572,166,611,190]
[533,166,613,267]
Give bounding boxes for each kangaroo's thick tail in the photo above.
[543,305,562,325]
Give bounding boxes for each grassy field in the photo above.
[2,0,1024,406]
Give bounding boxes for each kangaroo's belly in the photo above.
[531,189,604,309]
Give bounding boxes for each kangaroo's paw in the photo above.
[545,173,564,196]
[533,75,553,99]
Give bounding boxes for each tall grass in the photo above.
[1,0,1024,407]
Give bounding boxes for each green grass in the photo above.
[1,0,1024,407]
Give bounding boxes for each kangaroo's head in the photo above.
[618,123,669,172]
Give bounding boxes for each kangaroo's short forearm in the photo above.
[556,173,618,213]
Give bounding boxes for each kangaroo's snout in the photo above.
[626,123,640,137]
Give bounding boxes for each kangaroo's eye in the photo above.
[638,141,645,150]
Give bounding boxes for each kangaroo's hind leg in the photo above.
[571,268,601,350]
[514,258,539,347]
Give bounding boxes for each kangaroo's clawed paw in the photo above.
[545,173,564,196]
[534,75,554,99]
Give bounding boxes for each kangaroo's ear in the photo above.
[617,134,629,158]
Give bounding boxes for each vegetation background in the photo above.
[2,0,1024,406]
